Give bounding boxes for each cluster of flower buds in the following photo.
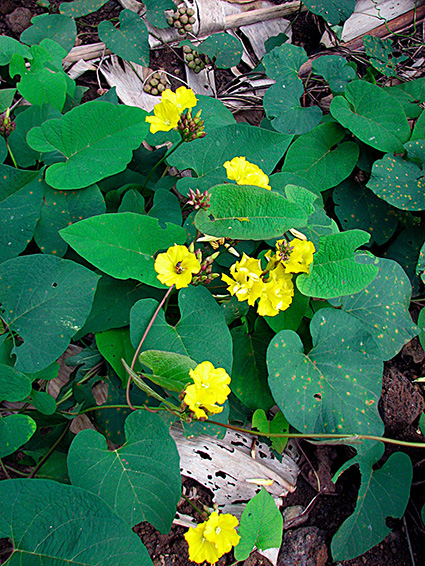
[191,250,220,285]
[143,72,168,96]
[167,3,196,35]
[177,107,206,142]
[186,188,211,210]
[182,44,208,74]
[0,109,15,138]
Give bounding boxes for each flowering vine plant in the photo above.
[0,29,424,566]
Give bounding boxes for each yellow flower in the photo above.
[154,245,201,289]
[222,253,264,306]
[145,99,181,134]
[161,86,198,113]
[183,361,231,419]
[257,269,294,317]
[277,238,315,274]
[185,512,240,564]
[223,156,271,190]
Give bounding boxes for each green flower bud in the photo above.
[188,61,196,69]
[194,65,201,73]
[185,53,194,62]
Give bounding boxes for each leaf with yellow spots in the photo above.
[267,308,384,436]
[20,14,77,53]
[98,9,149,67]
[59,0,110,18]
[198,32,243,68]
[68,410,181,532]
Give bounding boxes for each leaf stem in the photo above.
[0,458,11,479]
[6,140,17,168]
[141,139,184,190]
[28,420,71,479]
[181,492,209,519]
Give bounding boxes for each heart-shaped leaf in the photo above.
[384,78,425,119]
[0,415,36,458]
[267,309,384,435]
[0,254,99,372]
[60,0,110,17]
[0,364,32,402]
[312,55,356,93]
[20,14,77,53]
[0,36,31,65]
[303,0,355,24]
[98,9,149,66]
[139,350,197,392]
[198,33,243,68]
[263,43,308,82]
[363,35,407,78]
[27,101,149,189]
[60,213,186,286]
[68,410,181,532]
[297,230,379,299]
[0,478,153,564]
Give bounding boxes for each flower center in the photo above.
[201,383,209,389]
[215,527,221,535]
[175,261,184,274]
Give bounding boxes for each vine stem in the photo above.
[181,492,209,519]
[28,420,71,479]
[126,284,175,410]
[141,139,184,190]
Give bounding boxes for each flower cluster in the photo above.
[222,238,315,317]
[145,86,198,134]
[184,512,240,564]
[187,188,211,210]
[183,361,231,419]
[178,107,206,142]
[154,244,201,289]
[224,156,271,190]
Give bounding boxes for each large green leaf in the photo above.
[0,165,44,263]
[139,350,196,392]
[0,36,31,65]
[0,364,32,402]
[60,213,186,287]
[281,122,359,191]
[331,443,412,561]
[329,258,418,361]
[384,78,425,119]
[0,478,153,565]
[231,319,274,411]
[96,327,139,387]
[234,488,283,561]
[194,184,308,240]
[27,101,149,189]
[130,285,233,374]
[98,9,149,66]
[0,415,36,458]
[366,144,425,211]
[312,55,356,93]
[330,81,410,153]
[60,0,110,17]
[267,309,384,435]
[149,189,182,227]
[68,410,181,532]
[198,33,243,68]
[297,230,379,299]
[333,179,398,246]
[303,0,355,24]
[144,0,175,28]
[35,184,106,257]
[0,254,99,372]
[263,43,308,82]
[20,14,77,53]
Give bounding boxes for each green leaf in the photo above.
[385,226,424,294]
[330,80,411,153]
[331,444,412,561]
[366,145,425,211]
[312,55,356,93]
[417,241,425,284]
[30,388,57,415]
[384,78,425,119]
[0,415,36,458]
[0,36,31,65]
[263,76,322,135]
[20,14,77,53]
[303,0,355,24]
[0,254,99,372]
[234,488,283,561]
[10,41,73,112]
[333,179,398,246]
[0,478,153,564]
[297,230,379,299]
[0,165,44,263]
[231,319,274,411]
[198,33,243,68]
[411,109,425,140]
[267,309,384,435]
[35,184,106,257]
[194,184,308,240]
[263,43,308,82]
[98,9,149,66]
[418,308,425,350]
[0,364,32,402]
[329,258,418,361]
[144,0,175,29]
[96,327,138,387]
[27,101,149,190]
[68,410,181,532]
[363,35,407,78]
[0,88,16,113]
[270,171,321,196]
[252,409,289,453]
[60,213,186,286]
[60,0,110,17]
[130,285,233,374]
[149,189,182,227]
[281,122,359,191]
[139,350,196,392]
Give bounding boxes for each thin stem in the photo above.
[126,285,175,410]
[181,492,208,518]
[141,140,184,190]
[28,421,71,479]
[0,458,11,480]
[6,140,17,168]
[61,404,166,417]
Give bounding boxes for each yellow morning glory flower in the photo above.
[145,98,181,134]
[257,268,294,317]
[184,512,240,564]
[161,86,198,113]
[276,238,316,274]
[221,253,264,306]
[154,244,201,289]
[183,361,231,419]
[223,156,271,190]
